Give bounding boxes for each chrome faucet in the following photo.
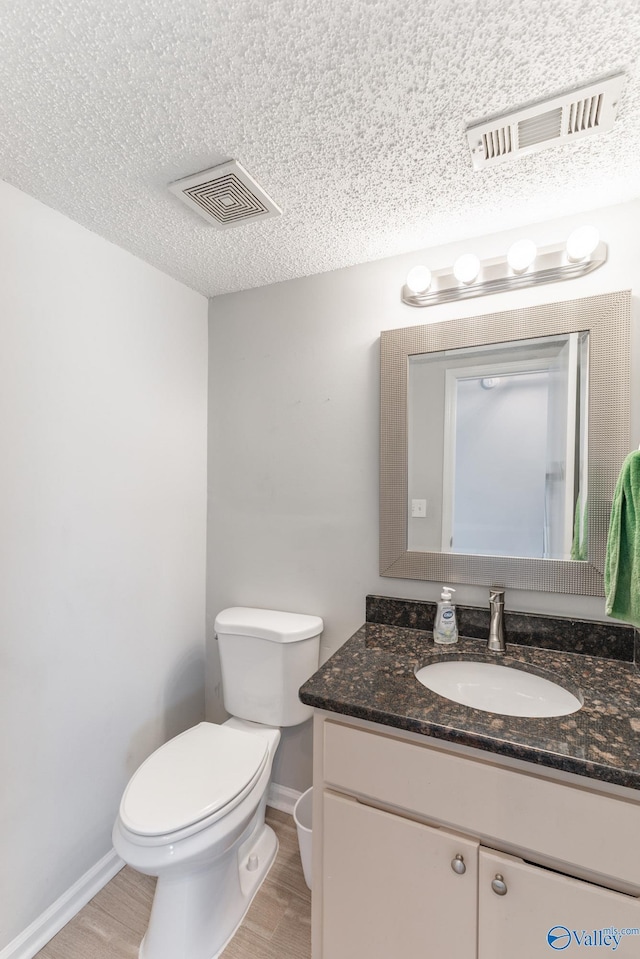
[487,588,506,653]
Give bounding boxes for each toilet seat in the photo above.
[120,723,269,837]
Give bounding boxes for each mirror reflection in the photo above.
[408,332,589,561]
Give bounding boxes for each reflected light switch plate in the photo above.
[411,499,427,518]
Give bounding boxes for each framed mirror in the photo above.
[380,290,630,594]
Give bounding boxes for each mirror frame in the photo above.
[380,290,631,595]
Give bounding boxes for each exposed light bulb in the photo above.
[566,226,600,263]
[507,239,537,274]
[406,265,432,294]
[453,254,480,285]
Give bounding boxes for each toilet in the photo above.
[112,607,323,959]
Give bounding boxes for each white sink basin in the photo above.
[415,660,582,718]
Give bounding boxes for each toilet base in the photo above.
[138,822,278,959]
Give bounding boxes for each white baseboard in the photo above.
[267,782,303,816]
[0,849,124,959]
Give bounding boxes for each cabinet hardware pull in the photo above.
[451,854,466,875]
[491,874,508,896]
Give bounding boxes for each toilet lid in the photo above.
[119,723,269,836]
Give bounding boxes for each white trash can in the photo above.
[293,787,313,890]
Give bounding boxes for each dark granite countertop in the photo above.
[299,621,640,791]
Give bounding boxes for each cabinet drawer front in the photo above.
[479,848,640,959]
[323,791,478,959]
[323,720,640,888]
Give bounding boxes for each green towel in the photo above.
[570,494,588,562]
[605,450,640,625]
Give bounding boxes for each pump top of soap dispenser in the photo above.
[441,587,455,601]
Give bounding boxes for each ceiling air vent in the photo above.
[169,160,282,228]
[466,73,625,171]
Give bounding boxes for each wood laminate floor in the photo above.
[35,808,311,959]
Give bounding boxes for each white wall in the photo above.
[207,199,640,790]
[0,180,208,950]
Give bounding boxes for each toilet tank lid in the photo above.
[214,607,323,643]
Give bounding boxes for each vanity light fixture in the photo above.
[453,253,481,285]
[402,228,606,308]
[506,238,537,274]
[406,264,433,294]
[565,225,601,263]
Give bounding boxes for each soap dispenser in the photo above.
[433,587,458,645]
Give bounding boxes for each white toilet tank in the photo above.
[214,607,323,727]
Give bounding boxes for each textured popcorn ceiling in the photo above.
[0,0,639,297]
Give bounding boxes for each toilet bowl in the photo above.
[113,607,322,959]
[113,719,280,959]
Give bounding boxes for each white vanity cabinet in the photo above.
[478,848,640,959]
[312,712,640,959]
[323,791,478,959]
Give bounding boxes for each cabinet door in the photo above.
[479,848,640,959]
[322,791,478,959]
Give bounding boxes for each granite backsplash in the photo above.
[366,595,637,664]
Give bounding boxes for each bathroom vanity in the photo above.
[299,603,640,959]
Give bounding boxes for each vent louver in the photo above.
[466,73,625,170]
[482,126,513,160]
[169,160,282,228]
[517,107,563,148]
[567,94,602,134]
